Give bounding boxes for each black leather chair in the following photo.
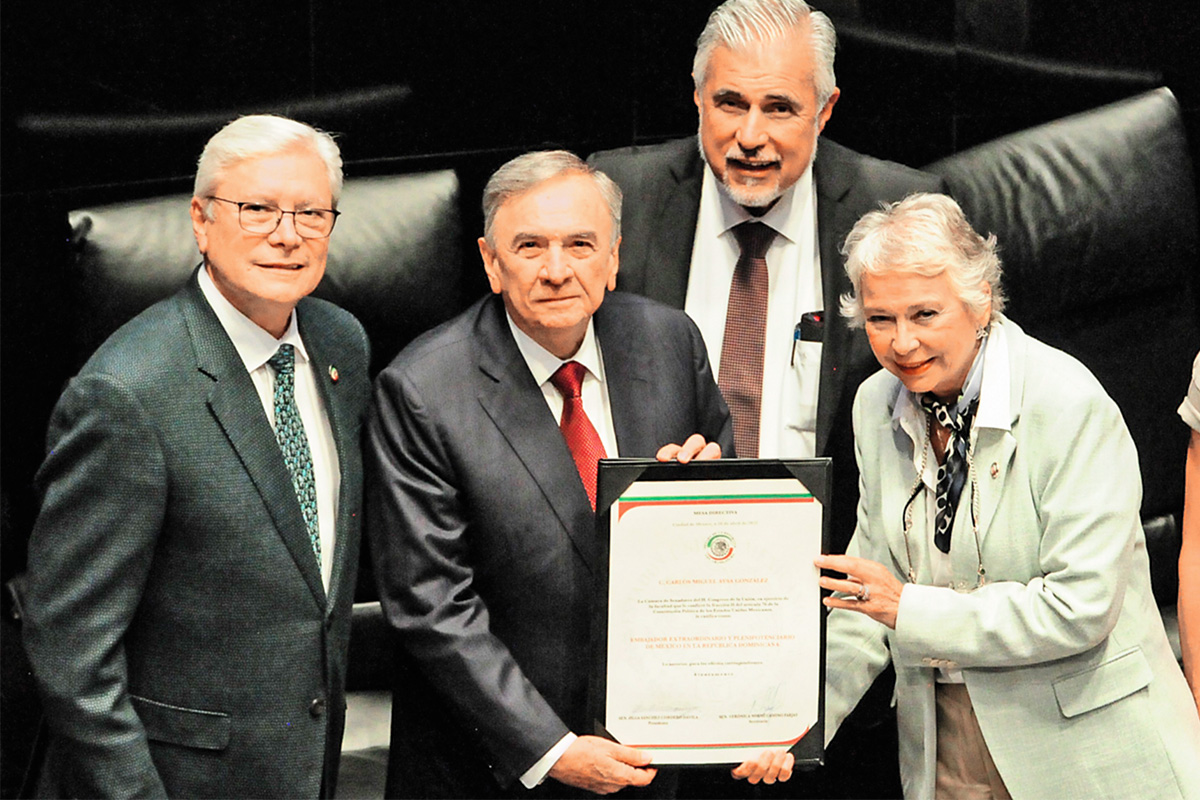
[68,168,467,378]
[10,85,412,194]
[822,19,1162,169]
[824,20,958,167]
[927,87,1199,650]
[953,45,1164,151]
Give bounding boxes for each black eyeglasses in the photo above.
[207,196,340,239]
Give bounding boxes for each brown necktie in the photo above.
[550,361,607,510]
[718,222,776,458]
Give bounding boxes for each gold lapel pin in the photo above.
[329,365,339,383]
[990,463,999,479]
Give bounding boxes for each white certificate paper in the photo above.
[603,476,823,764]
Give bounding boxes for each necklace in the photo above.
[899,413,986,588]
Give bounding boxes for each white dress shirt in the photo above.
[198,267,340,592]
[893,325,1006,683]
[686,163,823,458]
[504,313,620,787]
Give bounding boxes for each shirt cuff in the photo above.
[519,732,577,789]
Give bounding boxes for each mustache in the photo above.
[723,148,780,166]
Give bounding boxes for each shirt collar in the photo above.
[505,311,604,387]
[198,265,308,373]
[973,319,1011,431]
[952,334,987,415]
[702,160,815,245]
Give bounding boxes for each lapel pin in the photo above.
[990,462,999,479]
[329,365,339,383]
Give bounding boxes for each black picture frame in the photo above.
[590,457,831,768]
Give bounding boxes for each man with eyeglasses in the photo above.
[22,114,371,798]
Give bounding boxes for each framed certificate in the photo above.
[590,458,830,768]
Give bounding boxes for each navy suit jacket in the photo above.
[23,271,371,798]
[589,137,945,553]
[367,293,732,797]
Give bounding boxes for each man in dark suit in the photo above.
[590,0,944,557]
[22,115,371,798]
[367,150,762,797]
[589,3,943,797]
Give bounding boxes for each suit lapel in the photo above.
[473,298,598,572]
[814,145,858,458]
[973,320,1024,550]
[180,276,327,607]
[972,428,1017,552]
[875,387,926,582]
[642,151,703,307]
[297,310,354,612]
[594,302,655,457]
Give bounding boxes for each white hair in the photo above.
[693,0,837,106]
[193,114,342,219]
[482,150,623,247]
[840,193,1006,327]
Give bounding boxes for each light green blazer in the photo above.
[825,316,1200,799]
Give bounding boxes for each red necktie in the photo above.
[718,222,776,458]
[550,361,607,510]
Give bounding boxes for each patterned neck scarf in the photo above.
[918,331,988,553]
[920,392,979,553]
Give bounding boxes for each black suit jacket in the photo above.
[589,137,945,553]
[367,293,733,797]
[22,271,371,798]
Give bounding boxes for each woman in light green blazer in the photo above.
[816,194,1200,799]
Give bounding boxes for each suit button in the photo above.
[310,698,326,717]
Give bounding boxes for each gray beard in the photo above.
[695,130,819,211]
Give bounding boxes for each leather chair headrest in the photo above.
[928,88,1199,519]
[69,168,466,374]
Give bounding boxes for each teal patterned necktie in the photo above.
[268,344,321,568]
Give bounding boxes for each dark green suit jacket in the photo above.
[23,270,371,798]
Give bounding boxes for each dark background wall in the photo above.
[4,1,1197,192]
[2,1,664,191]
